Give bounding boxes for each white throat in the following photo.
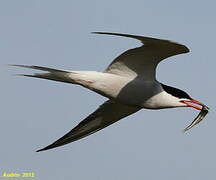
[142,90,186,109]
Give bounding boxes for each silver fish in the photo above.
[183,105,209,132]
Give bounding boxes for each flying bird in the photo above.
[12,32,209,152]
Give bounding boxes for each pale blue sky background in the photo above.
[1,0,215,179]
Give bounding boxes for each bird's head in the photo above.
[161,83,209,132]
[161,84,203,110]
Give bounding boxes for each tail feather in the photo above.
[10,64,68,73]
[11,64,76,84]
[16,73,70,83]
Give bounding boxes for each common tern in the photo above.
[12,32,209,152]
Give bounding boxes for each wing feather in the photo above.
[93,32,189,80]
[36,100,140,152]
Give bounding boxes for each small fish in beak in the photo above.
[183,105,209,132]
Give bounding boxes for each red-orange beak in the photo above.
[180,99,203,111]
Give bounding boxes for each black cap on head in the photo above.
[161,84,192,99]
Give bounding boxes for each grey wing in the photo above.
[36,100,140,152]
[93,32,189,80]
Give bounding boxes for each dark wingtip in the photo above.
[36,146,51,152]
[91,32,119,36]
[185,46,190,53]
[36,149,43,152]
[36,147,47,152]
[91,31,108,34]
[14,74,35,77]
[36,144,56,152]
[35,140,64,152]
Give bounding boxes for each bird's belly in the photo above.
[74,72,162,108]
[71,71,163,108]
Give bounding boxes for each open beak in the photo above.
[180,99,204,111]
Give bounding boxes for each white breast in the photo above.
[143,91,186,109]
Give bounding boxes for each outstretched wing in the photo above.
[93,32,189,80]
[37,100,140,152]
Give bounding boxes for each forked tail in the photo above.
[11,64,76,84]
